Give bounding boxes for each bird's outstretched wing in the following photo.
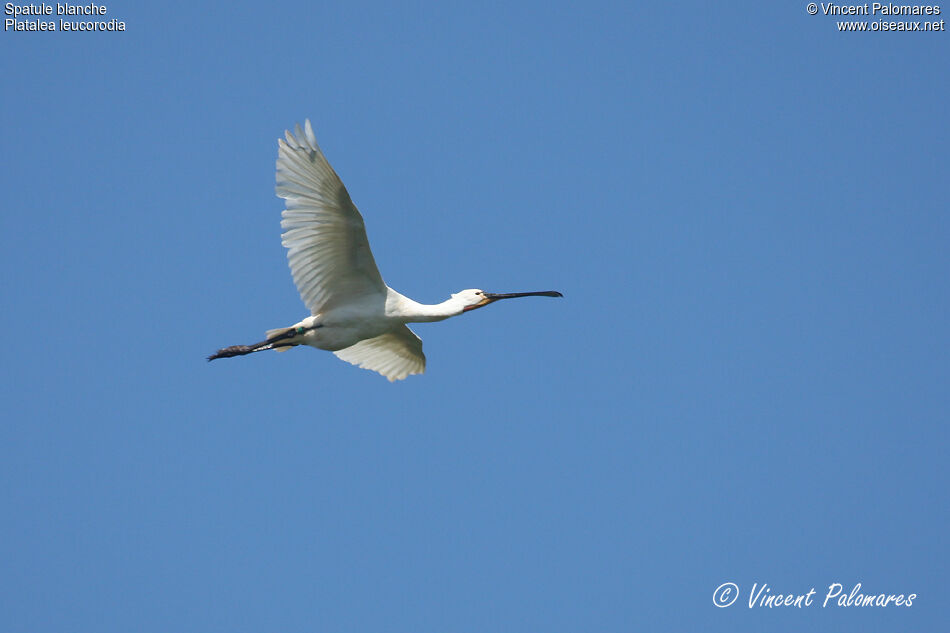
[276,120,386,314]
[333,324,426,382]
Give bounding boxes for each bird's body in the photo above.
[209,120,561,381]
[272,289,465,352]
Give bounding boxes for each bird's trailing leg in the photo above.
[207,323,324,361]
[207,339,277,361]
[207,327,302,361]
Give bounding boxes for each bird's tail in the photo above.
[207,327,298,361]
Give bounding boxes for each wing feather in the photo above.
[333,325,426,382]
[276,120,386,314]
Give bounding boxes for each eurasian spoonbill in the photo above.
[208,120,562,380]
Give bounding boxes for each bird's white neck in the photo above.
[387,291,466,323]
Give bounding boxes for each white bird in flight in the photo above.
[209,120,562,381]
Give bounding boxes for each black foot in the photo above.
[207,345,253,361]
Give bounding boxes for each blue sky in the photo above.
[1,2,947,631]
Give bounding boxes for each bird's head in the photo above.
[452,288,563,313]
